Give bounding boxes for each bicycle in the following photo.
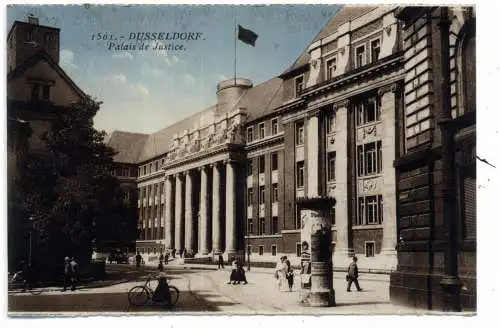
[128,274,179,308]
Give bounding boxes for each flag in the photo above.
[238,25,258,46]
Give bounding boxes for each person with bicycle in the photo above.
[152,269,171,305]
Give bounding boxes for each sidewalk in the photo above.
[183,268,428,314]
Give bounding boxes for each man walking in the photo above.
[346,256,363,292]
[63,257,77,292]
[218,253,224,269]
[135,252,142,269]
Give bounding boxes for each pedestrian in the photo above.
[172,248,176,259]
[63,256,77,292]
[227,257,238,284]
[346,256,363,292]
[135,252,142,269]
[237,260,248,285]
[152,270,171,306]
[158,252,164,271]
[218,253,224,269]
[165,251,170,264]
[284,256,294,292]
[275,256,287,291]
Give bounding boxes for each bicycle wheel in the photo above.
[128,286,149,306]
[168,286,180,306]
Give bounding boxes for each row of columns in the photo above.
[164,160,238,257]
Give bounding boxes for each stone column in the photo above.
[225,160,237,257]
[379,84,398,266]
[164,176,174,250]
[184,170,195,257]
[334,100,354,263]
[306,112,320,197]
[174,173,184,255]
[298,198,336,307]
[199,165,210,255]
[212,162,222,255]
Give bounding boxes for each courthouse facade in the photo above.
[109,6,405,265]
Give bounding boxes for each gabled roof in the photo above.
[280,5,377,77]
[106,131,149,164]
[7,50,88,100]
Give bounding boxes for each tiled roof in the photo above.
[106,131,149,163]
[281,5,377,76]
[239,77,283,122]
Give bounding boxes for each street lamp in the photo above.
[27,216,34,266]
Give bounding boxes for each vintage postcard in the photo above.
[5,2,477,316]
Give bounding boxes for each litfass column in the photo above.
[298,197,336,307]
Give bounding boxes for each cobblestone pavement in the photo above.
[8,266,433,315]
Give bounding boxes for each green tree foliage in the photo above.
[16,97,136,277]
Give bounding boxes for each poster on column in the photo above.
[300,209,312,303]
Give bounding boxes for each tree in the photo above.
[16,97,136,277]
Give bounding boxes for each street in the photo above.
[8,263,426,315]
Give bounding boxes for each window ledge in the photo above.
[353,224,383,230]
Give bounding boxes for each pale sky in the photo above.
[7,4,341,134]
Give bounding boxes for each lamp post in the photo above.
[27,216,34,266]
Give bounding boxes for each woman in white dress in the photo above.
[275,256,287,291]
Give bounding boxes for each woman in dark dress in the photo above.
[152,271,171,305]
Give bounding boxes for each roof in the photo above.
[281,5,377,77]
[106,131,149,163]
[239,77,283,122]
[137,106,215,162]
[7,50,88,100]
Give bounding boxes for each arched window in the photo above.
[456,19,476,116]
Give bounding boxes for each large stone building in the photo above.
[108,6,406,269]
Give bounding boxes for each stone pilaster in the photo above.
[211,162,221,255]
[199,165,210,255]
[306,111,320,197]
[225,160,237,257]
[164,175,174,250]
[379,84,398,267]
[174,173,184,254]
[184,170,195,257]
[332,100,354,263]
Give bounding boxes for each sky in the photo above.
[6,4,342,134]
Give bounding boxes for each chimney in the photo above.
[28,14,39,25]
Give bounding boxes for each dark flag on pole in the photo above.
[238,25,258,46]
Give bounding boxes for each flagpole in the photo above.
[234,17,237,85]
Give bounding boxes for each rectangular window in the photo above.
[296,161,305,188]
[259,245,264,256]
[371,39,380,63]
[149,163,153,174]
[258,155,265,173]
[31,84,40,100]
[295,121,304,145]
[271,245,277,256]
[326,110,336,134]
[259,218,265,235]
[365,241,375,257]
[272,216,278,235]
[259,186,265,205]
[326,56,337,80]
[247,127,254,142]
[138,167,142,177]
[272,183,278,203]
[248,219,253,234]
[271,152,278,171]
[357,141,382,176]
[356,96,380,126]
[296,243,301,257]
[247,159,253,176]
[42,85,50,100]
[143,166,146,176]
[155,161,159,172]
[295,206,301,230]
[259,122,265,139]
[247,188,254,204]
[327,152,336,182]
[357,195,383,225]
[331,205,336,226]
[295,75,304,97]
[356,45,366,68]
[271,118,278,135]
